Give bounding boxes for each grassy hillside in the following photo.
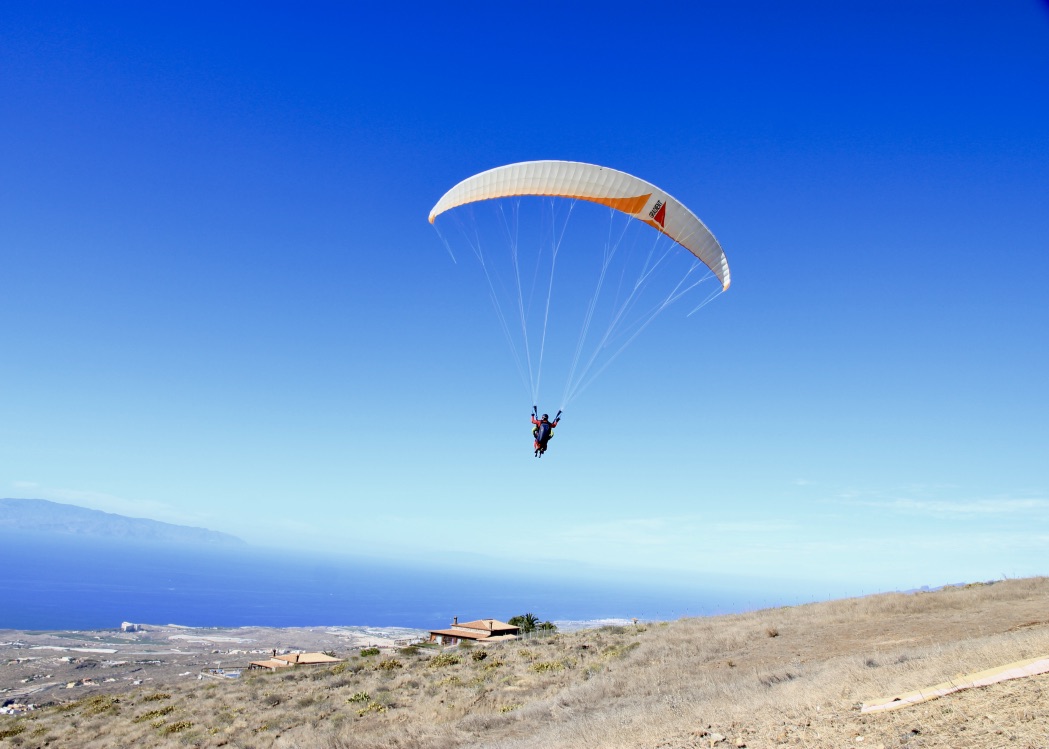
[3,577,1048,748]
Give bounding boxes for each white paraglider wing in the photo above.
[429,160,730,291]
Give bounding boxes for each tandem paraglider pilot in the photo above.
[531,407,561,458]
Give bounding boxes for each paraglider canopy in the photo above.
[429,159,731,412]
[429,160,730,291]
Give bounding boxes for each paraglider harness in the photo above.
[532,406,562,458]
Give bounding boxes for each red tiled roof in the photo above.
[453,619,519,633]
[249,659,292,670]
[429,628,491,641]
[274,652,343,665]
[429,618,520,640]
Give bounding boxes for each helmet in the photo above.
[541,414,549,420]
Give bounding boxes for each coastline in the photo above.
[5,580,1049,748]
[0,617,637,705]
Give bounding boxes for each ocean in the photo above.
[0,532,758,631]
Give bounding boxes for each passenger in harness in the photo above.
[531,407,562,457]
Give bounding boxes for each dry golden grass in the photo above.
[3,577,1049,748]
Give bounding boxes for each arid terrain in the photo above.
[0,623,427,708]
[2,578,1048,748]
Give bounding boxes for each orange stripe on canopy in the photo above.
[429,161,731,291]
[573,192,651,215]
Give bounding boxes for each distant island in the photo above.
[0,498,245,546]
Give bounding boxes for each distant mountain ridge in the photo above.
[0,498,245,546]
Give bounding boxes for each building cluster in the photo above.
[0,702,37,715]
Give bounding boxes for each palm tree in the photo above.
[508,613,540,633]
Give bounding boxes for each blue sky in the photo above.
[2,2,1048,602]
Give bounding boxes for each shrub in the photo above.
[133,706,175,723]
[531,661,565,673]
[428,653,461,668]
[375,659,403,671]
[359,648,380,657]
[471,649,488,661]
[82,695,120,716]
[142,692,171,702]
[0,725,26,740]
[347,692,370,703]
[603,641,640,659]
[356,701,387,717]
[162,720,192,734]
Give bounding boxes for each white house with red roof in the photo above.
[428,617,520,645]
